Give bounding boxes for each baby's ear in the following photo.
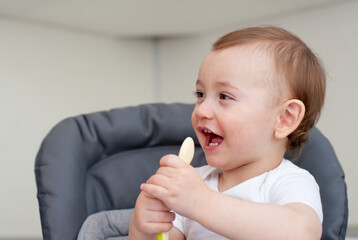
[275,99,305,139]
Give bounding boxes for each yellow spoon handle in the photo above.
[157,231,169,240]
[157,137,195,240]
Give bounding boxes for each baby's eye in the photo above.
[219,93,233,100]
[194,91,205,98]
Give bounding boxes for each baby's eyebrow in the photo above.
[196,79,241,91]
[216,81,239,90]
[196,79,203,86]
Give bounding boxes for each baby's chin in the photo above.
[204,154,227,169]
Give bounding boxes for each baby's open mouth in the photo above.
[201,128,224,147]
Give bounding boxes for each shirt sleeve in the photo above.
[269,166,323,222]
[172,213,185,234]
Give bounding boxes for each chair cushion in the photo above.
[77,209,133,240]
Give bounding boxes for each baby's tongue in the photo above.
[211,136,223,144]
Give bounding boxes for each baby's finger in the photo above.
[148,210,176,224]
[141,192,170,211]
[160,154,186,168]
[156,166,177,178]
[141,183,167,202]
[135,207,174,235]
[142,222,173,235]
[146,173,172,190]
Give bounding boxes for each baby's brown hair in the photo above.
[213,26,326,151]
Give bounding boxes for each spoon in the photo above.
[157,137,195,240]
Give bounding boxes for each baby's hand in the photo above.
[129,190,175,238]
[141,154,212,220]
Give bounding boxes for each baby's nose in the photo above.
[193,100,214,120]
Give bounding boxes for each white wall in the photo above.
[158,0,358,227]
[0,19,154,238]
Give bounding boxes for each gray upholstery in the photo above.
[35,103,348,240]
[77,209,133,240]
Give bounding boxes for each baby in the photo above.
[129,26,326,239]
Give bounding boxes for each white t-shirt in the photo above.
[173,159,323,239]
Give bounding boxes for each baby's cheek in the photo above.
[191,115,200,137]
[191,111,197,126]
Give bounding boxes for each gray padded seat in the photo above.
[35,103,348,240]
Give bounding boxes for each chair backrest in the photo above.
[35,103,348,240]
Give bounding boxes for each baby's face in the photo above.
[191,45,283,171]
